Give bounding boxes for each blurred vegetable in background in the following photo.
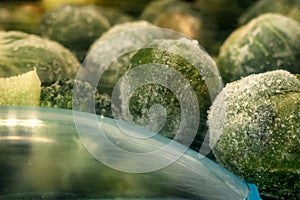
[140,0,217,55]
[193,0,258,55]
[239,0,300,25]
[0,2,43,34]
[39,4,133,62]
[0,31,80,84]
[217,13,300,83]
[38,4,111,62]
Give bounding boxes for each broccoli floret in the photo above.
[40,79,112,118]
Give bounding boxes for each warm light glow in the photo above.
[0,136,53,143]
[0,119,43,127]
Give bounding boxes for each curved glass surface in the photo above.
[0,106,250,200]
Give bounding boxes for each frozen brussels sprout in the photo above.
[117,37,222,150]
[0,31,80,85]
[208,70,300,199]
[39,4,111,62]
[217,13,300,83]
[239,0,300,25]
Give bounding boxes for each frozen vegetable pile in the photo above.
[0,0,299,199]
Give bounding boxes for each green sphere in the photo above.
[0,31,80,84]
[39,4,110,62]
[217,13,300,83]
[120,38,222,150]
[208,70,300,199]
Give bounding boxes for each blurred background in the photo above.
[0,0,260,57]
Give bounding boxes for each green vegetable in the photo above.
[40,79,112,117]
[121,38,220,150]
[140,0,216,55]
[239,0,300,25]
[0,69,41,106]
[208,70,300,199]
[0,2,44,34]
[39,4,111,62]
[217,13,300,83]
[0,31,80,85]
[43,1,133,28]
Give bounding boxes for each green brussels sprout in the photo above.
[0,69,41,106]
[39,4,111,62]
[140,0,216,55]
[239,0,300,25]
[0,31,80,85]
[208,70,300,199]
[41,79,112,117]
[0,2,44,34]
[217,13,300,83]
[118,37,222,150]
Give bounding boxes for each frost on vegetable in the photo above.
[116,38,222,150]
[0,69,41,106]
[0,31,80,84]
[208,70,300,199]
[217,13,300,83]
[39,4,111,62]
[40,79,112,118]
